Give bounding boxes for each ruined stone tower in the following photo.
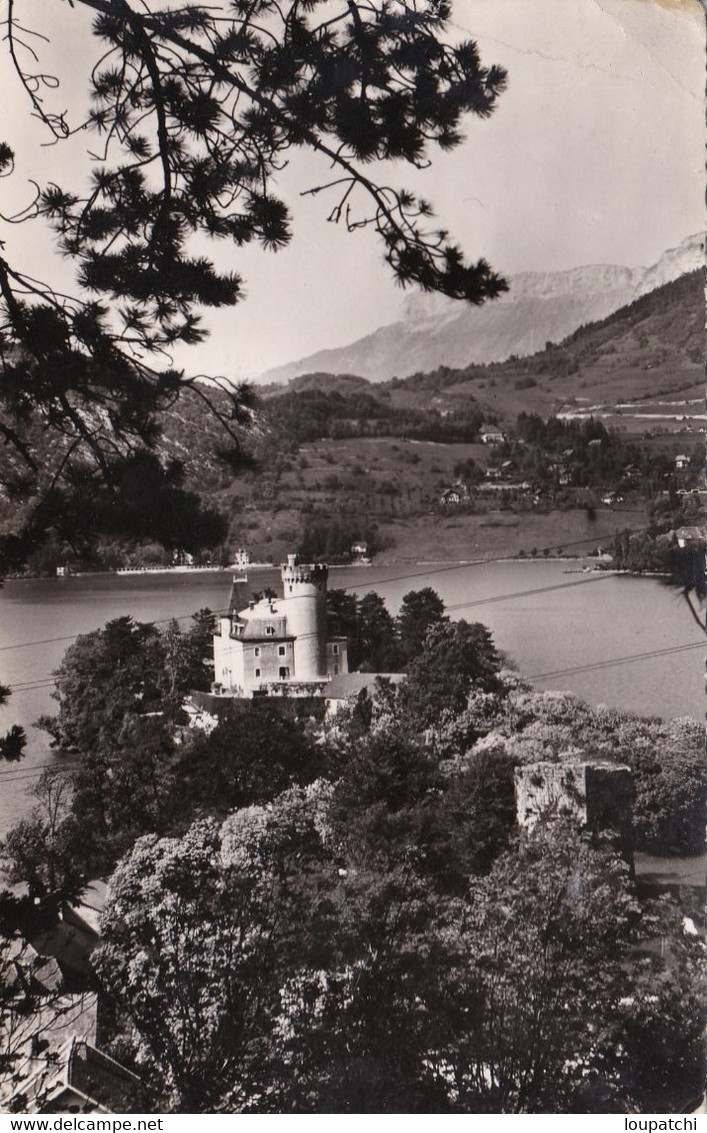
[514,760,635,861]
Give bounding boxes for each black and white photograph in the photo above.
[0,0,704,1117]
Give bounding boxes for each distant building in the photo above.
[27,1038,142,1114]
[547,459,574,486]
[28,881,108,984]
[440,486,463,506]
[558,464,573,486]
[480,429,505,445]
[0,986,142,1113]
[172,549,195,566]
[675,454,691,471]
[213,555,348,698]
[350,541,371,564]
[233,548,250,569]
[622,464,641,481]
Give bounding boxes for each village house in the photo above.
[325,671,405,715]
[548,460,574,486]
[479,428,506,445]
[440,481,472,506]
[674,526,705,549]
[440,487,463,506]
[2,895,143,1115]
[350,541,371,564]
[172,549,195,566]
[675,453,691,471]
[622,463,641,482]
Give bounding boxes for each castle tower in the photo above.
[281,554,328,680]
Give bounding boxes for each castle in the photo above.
[212,555,349,698]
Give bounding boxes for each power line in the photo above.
[337,524,651,594]
[0,574,615,689]
[444,573,616,611]
[0,769,77,788]
[7,678,57,690]
[0,632,89,653]
[1,642,703,783]
[6,632,704,715]
[0,606,234,653]
[0,759,81,782]
[0,519,661,655]
[2,571,703,694]
[5,682,56,695]
[1,537,702,700]
[529,640,705,681]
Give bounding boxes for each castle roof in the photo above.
[228,576,251,613]
[232,595,290,640]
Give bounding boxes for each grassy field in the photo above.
[214,430,653,565]
[372,507,647,564]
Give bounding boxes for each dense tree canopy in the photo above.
[94,785,338,1112]
[3,591,704,1112]
[396,585,447,661]
[30,613,217,873]
[94,786,705,1113]
[399,617,502,728]
[0,682,25,763]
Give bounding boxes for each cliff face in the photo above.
[260,233,703,384]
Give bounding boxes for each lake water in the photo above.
[0,561,703,835]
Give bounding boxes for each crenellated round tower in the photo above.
[281,554,328,680]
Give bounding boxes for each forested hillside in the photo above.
[1,272,702,571]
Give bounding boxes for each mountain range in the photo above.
[259,233,704,385]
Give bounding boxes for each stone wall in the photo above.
[190,690,327,722]
[514,760,634,859]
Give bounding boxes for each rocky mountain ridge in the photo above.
[260,233,703,385]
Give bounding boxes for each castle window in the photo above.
[332,644,339,656]
[278,645,286,656]
[254,668,261,678]
[279,667,289,680]
[333,664,339,675]
[254,647,260,657]
[266,626,275,636]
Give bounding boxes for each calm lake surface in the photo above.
[0,560,703,835]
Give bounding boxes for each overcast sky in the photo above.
[2,0,703,380]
